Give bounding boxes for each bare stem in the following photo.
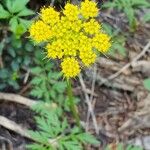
[67,78,80,127]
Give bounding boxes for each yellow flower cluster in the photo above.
[61,57,81,78]
[81,0,99,19]
[29,0,111,78]
[29,20,52,43]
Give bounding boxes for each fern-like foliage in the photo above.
[27,105,100,150]
[102,0,150,30]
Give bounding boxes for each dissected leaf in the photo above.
[113,43,126,56]
[102,23,113,35]
[53,82,67,93]
[102,2,117,8]
[77,133,100,145]
[62,141,82,150]
[30,87,44,98]
[131,0,150,7]
[31,77,43,85]
[124,6,136,29]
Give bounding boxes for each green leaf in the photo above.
[28,130,48,144]
[0,4,10,19]
[30,87,44,98]
[25,42,34,52]
[24,56,31,66]
[102,2,117,8]
[17,8,34,16]
[11,60,19,71]
[102,23,113,35]
[53,82,67,93]
[35,117,55,136]
[131,0,150,7]
[126,144,143,150]
[49,90,56,99]
[16,23,26,36]
[48,72,62,80]
[71,127,80,134]
[11,38,22,48]
[77,133,100,145]
[143,13,150,22]
[8,80,19,89]
[62,141,82,150]
[5,0,13,13]
[11,0,30,13]
[143,78,150,91]
[9,17,18,33]
[124,6,136,29]
[31,77,43,85]
[19,18,32,29]
[31,67,42,74]
[113,43,126,56]
[0,69,9,79]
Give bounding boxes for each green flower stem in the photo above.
[67,78,80,127]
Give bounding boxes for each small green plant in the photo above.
[28,1,111,149]
[27,104,100,150]
[102,0,150,30]
[0,0,34,38]
[0,36,35,90]
[29,0,111,126]
[106,143,143,150]
[143,78,150,91]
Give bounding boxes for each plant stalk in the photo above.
[67,78,80,127]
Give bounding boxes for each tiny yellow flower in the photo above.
[70,20,82,32]
[93,33,111,53]
[29,20,52,43]
[46,40,64,59]
[40,7,60,25]
[83,19,101,35]
[63,3,79,21]
[79,34,92,50]
[61,57,81,78]
[80,49,97,66]
[81,0,99,19]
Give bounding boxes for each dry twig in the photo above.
[0,92,36,108]
[79,74,99,134]
[86,64,97,131]
[0,115,31,139]
[0,115,67,147]
[99,41,150,86]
